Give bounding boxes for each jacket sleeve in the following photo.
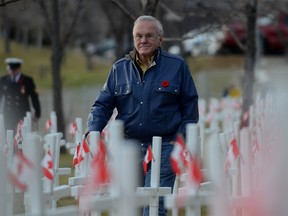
[177,62,199,139]
[29,78,41,118]
[87,67,116,132]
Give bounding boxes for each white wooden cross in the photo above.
[165,123,213,216]
[136,136,172,216]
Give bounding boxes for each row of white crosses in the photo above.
[164,93,265,216]
[0,111,74,215]
[67,119,172,216]
[3,120,169,216]
[2,89,286,215]
[0,111,36,215]
[165,124,205,216]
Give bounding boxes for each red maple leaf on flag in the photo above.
[14,120,23,147]
[92,139,109,184]
[225,136,240,172]
[73,138,90,168]
[73,144,81,167]
[79,139,110,214]
[143,145,153,175]
[41,149,54,180]
[187,155,202,186]
[45,119,52,132]
[8,152,34,191]
[69,122,78,138]
[242,111,249,124]
[170,134,186,176]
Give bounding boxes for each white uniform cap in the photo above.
[5,58,24,64]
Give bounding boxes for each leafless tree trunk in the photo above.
[241,0,258,128]
[38,0,84,152]
[50,0,65,152]
[1,6,11,53]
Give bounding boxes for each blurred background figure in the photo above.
[223,83,241,98]
[0,57,41,131]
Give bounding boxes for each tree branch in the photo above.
[195,1,247,51]
[62,0,84,47]
[38,0,54,37]
[163,24,223,42]
[108,0,136,21]
[0,0,22,7]
[224,25,247,51]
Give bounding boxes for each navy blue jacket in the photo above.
[87,48,198,143]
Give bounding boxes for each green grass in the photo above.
[0,40,112,90]
[187,55,244,74]
[0,39,244,91]
[57,152,78,207]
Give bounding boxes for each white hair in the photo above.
[134,15,164,36]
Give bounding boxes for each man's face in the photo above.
[7,65,19,77]
[133,21,163,58]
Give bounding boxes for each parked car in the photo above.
[221,12,288,54]
[182,27,225,57]
[86,39,116,58]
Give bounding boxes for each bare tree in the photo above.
[36,0,84,152]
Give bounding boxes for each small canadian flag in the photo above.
[73,138,90,168]
[8,152,34,191]
[143,145,153,175]
[242,111,249,123]
[69,122,78,137]
[187,154,202,186]
[79,139,109,214]
[170,134,186,176]
[225,135,240,172]
[41,149,54,180]
[14,120,23,147]
[45,119,52,132]
[73,144,81,167]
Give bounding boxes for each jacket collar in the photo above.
[126,47,161,62]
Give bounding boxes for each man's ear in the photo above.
[159,36,163,45]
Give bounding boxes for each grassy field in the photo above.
[0,41,112,89]
[0,40,244,90]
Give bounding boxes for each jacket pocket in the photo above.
[114,83,134,115]
[114,83,132,96]
[155,83,180,95]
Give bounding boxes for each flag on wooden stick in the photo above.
[143,145,153,175]
[14,120,23,147]
[45,119,52,132]
[187,154,202,186]
[41,149,54,180]
[225,135,240,172]
[79,138,110,214]
[170,134,187,176]
[8,152,34,191]
[73,138,90,168]
[69,121,78,138]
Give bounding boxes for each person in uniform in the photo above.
[0,58,41,131]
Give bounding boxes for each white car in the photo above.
[182,27,225,56]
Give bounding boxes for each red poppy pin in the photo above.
[161,80,169,87]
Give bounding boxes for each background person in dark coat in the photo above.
[0,58,41,131]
